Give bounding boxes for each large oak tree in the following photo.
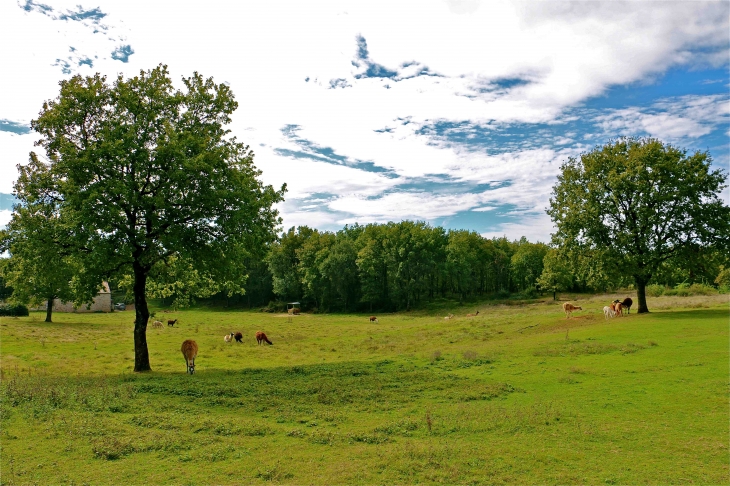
[25,65,285,371]
[548,137,730,313]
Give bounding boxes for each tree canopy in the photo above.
[0,154,102,322]
[547,137,730,312]
[23,65,285,371]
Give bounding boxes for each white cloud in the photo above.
[0,132,35,193]
[1,0,727,240]
[329,191,484,221]
[0,210,12,229]
[595,94,730,141]
[481,211,554,243]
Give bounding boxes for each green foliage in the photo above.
[23,65,285,370]
[0,169,101,322]
[267,226,315,303]
[266,222,532,311]
[548,137,730,312]
[647,283,718,297]
[645,284,665,297]
[715,265,730,287]
[663,283,717,297]
[510,238,548,292]
[537,249,573,298]
[0,303,29,316]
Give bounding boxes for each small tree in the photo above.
[1,156,100,322]
[548,137,730,312]
[25,65,285,371]
[536,249,573,300]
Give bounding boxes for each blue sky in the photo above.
[1,0,728,241]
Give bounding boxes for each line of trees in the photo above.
[265,222,546,312]
[218,219,729,313]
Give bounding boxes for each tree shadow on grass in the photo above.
[646,308,728,322]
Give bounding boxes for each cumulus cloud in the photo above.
[1,0,728,242]
[595,94,730,141]
[0,210,12,229]
[481,211,554,243]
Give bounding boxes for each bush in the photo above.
[687,283,717,296]
[517,288,539,299]
[715,266,730,287]
[645,284,665,297]
[0,303,29,316]
[651,282,717,297]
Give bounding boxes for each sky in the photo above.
[1,0,728,242]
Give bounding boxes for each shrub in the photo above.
[517,288,539,299]
[715,266,730,287]
[687,283,717,296]
[663,283,716,297]
[645,284,665,297]
[0,304,29,316]
[673,282,691,297]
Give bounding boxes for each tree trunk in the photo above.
[635,276,650,313]
[133,263,152,372]
[45,294,55,322]
[553,290,556,301]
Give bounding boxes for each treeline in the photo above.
[220,220,727,312]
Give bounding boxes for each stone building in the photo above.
[48,281,113,313]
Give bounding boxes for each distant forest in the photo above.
[160,220,725,312]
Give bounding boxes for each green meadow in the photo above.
[1,293,728,485]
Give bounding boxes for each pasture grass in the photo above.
[1,294,728,484]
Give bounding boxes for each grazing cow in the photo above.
[562,303,582,319]
[466,311,480,317]
[621,297,633,314]
[168,319,178,327]
[181,340,198,375]
[369,316,378,323]
[234,332,243,343]
[256,331,273,345]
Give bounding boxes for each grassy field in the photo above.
[1,293,728,485]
